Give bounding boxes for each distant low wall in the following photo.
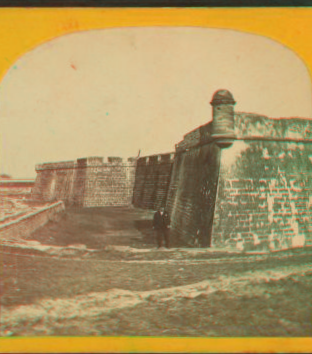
[132,153,174,210]
[0,201,65,240]
[0,180,35,197]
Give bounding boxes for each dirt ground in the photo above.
[0,206,311,337]
[28,206,157,249]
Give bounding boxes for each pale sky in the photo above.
[1,27,311,178]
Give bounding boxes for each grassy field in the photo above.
[0,207,311,337]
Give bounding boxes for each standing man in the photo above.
[153,208,171,249]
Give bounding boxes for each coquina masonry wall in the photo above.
[132,153,174,210]
[166,144,220,247]
[31,157,136,207]
[212,116,312,251]
[166,90,312,251]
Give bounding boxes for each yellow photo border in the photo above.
[0,7,311,353]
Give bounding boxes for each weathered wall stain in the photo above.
[166,144,221,247]
[212,140,312,251]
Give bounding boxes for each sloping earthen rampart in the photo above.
[0,201,65,240]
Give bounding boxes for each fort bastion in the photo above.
[30,90,312,251]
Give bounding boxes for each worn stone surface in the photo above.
[234,113,312,140]
[212,140,312,251]
[166,144,220,247]
[132,153,174,210]
[168,90,312,250]
[175,113,312,153]
[31,157,136,207]
[171,126,312,249]
[210,89,236,139]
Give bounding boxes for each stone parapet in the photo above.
[136,153,175,166]
[36,161,76,171]
[234,113,312,141]
[175,114,312,153]
[31,156,137,207]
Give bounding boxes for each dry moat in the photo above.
[0,206,311,337]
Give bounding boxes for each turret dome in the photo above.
[210,90,236,106]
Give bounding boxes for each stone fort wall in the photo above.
[213,139,312,251]
[132,153,175,210]
[166,91,312,251]
[31,153,175,210]
[31,156,137,207]
[30,89,312,251]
